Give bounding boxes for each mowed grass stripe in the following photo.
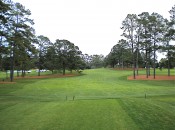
[119,98,175,130]
[0,100,139,130]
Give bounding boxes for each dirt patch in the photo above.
[113,68,145,71]
[0,82,16,84]
[128,75,175,81]
[0,74,77,84]
[14,74,76,79]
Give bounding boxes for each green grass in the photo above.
[0,70,57,81]
[0,68,175,130]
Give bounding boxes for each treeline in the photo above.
[1,0,175,81]
[105,5,175,78]
[0,0,104,81]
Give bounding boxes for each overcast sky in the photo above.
[13,0,174,58]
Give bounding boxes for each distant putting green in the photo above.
[0,68,175,130]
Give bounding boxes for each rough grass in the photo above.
[0,68,175,130]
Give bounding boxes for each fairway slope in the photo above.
[0,69,175,130]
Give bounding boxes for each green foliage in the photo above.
[0,0,36,81]
[54,39,85,74]
[106,7,175,77]
[35,35,51,76]
[90,54,104,68]
[82,54,105,69]
[105,39,133,68]
[169,5,175,22]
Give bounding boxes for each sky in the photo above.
[13,0,174,59]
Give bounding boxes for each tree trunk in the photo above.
[153,40,156,79]
[112,63,115,68]
[132,44,136,79]
[6,70,8,79]
[63,62,65,75]
[136,36,140,76]
[129,18,136,79]
[167,41,170,76]
[21,67,23,77]
[38,69,40,76]
[146,49,149,78]
[10,14,18,82]
[136,48,139,75]
[17,69,19,77]
[122,49,124,70]
[38,59,41,76]
[63,68,65,75]
[38,45,41,76]
[0,56,2,71]
[148,48,151,76]
[0,33,3,71]
[10,46,14,82]
[22,69,26,77]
